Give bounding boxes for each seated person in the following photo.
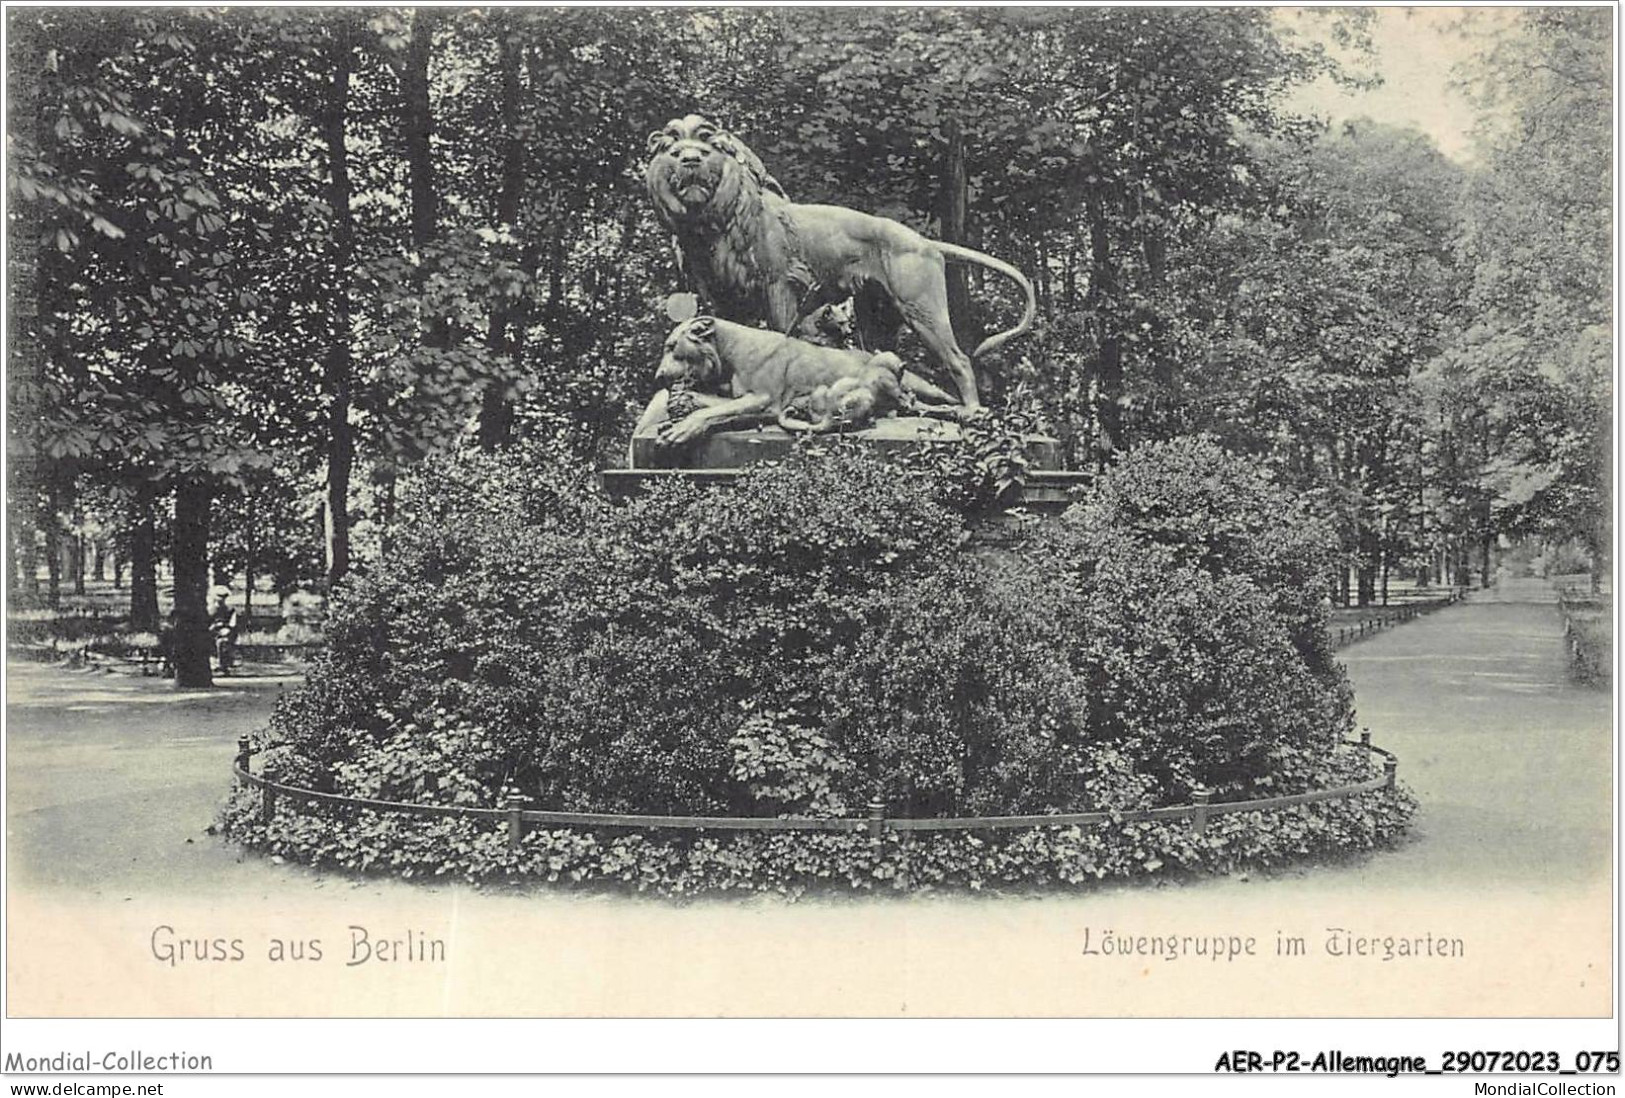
[157,610,177,678]
[208,586,241,674]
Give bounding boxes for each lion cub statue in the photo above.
[646,114,1035,411]
[776,353,916,434]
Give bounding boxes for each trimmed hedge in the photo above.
[221,437,1413,892]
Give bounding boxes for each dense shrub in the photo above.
[1067,436,1342,672]
[224,437,1408,892]
[259,447,964,815]
[7,611,128,644]
[1023,437,1355,797]
[1561,601,1612,688]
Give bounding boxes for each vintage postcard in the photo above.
[2,2,1615,1079]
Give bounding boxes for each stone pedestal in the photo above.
[603,389,1090,513]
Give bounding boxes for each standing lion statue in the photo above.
[645,113,1036,410]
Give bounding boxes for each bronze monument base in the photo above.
[603,392,1089,513]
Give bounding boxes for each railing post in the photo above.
[1190,787,1212,837]
[1383,758,1398,789]
[235,736,251,784]
[1360,729,1372,752]
[867,797,887,843]
[261,763,277,826]
[506,794,529,853]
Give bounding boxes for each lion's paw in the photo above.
[658,414,709,447]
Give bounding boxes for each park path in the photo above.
[4,577,1613,1017]
[1324,576,1612,892]
[3,663,324,898]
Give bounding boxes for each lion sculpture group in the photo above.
[645,113,1035,437]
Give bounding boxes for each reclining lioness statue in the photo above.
[651,315,946,447]
[646,114,1036,410]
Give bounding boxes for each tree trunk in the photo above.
[547,220,564,308]
[128,482,160,632]
[71,532,86,595]
[171,478,213,688]
[1415,483,1430,585]
[477,354,515,450]
[940,117,974,352]
[42,480,61,610]
[403,10,438,261]
[322,18,357,594]
[15,513,40,604]
[243,491,255,620]
[1356,522,1378,607]
[479,19,525,451]
[6,525,22,602]
[1086,195,1122,461]
[373,9,442,516]
[9,32,49,612]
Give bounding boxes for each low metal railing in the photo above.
[234,733,1399,853]
[1332,589,1464,649]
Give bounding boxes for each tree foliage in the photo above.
[1445,8,1611,577]
[7,7,1611,647]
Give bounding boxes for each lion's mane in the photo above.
[645,116,808,325]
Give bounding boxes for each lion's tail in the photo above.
[777,409,829,434]
[936,241,1038,360]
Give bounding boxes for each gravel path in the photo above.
[5,664,340,899]
[1330,576,1612,892]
